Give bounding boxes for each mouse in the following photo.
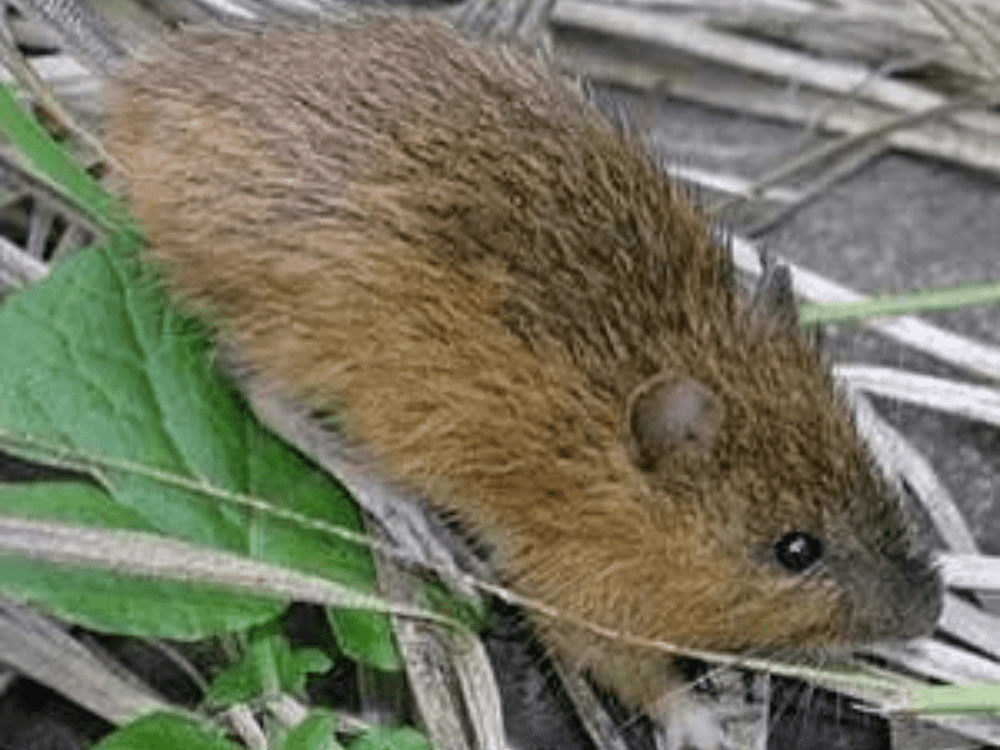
[104,13,942,736]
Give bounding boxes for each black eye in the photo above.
[774,531,824,573]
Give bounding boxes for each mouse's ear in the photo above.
[750,252,799,332]
[624,373,723,471]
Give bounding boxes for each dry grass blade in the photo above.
[937,594,1000,661]
[449,631,510,750]
[449,0,518,36]
[849,636,1000,745]
[876,635,1000,686]
[0,600,170,725]
[242,382,506,750]
[849,394,1000,743]
[670,164,803,204]
[188,0,358,23]
[546,663,634,750]
[838,390,1000,745]
[834,365,1000,426]
[225,704,268,749]
[849,390,978,553]
[369,533,481,750]
[554,0,1000,136]
[0,21,108,163]
[707,91,994,225]
[15,0,125,71]
[446,0,556,42]
[691,3,958,70]
[0,147,103,253]
[556,26,1000,173]
[939,554,1000,591]
[267,694,372,737]
[0,235,48,293]
[710,136,886,231]
[552,0,1000,178]
[912,0,1000,78]
[0,50,104,128]
[853,664,1000,745]
[0,515,457,625]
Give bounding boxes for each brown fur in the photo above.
[106,17,941,709]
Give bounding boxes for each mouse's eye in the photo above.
[774,531,824,573]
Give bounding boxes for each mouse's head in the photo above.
[614,263,941,659]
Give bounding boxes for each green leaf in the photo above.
[0,235,248,549]
[205,629,276,705]
[245,425,377,596]
[423,579,489,632]
[92,713,242,750]
[0,84,126,233]
[206,622,332,705]
[888,680,1000,715]
[799,280,1000,326]
[282,646,334,693]
[0,480,151,529]
[0,483,281,637]
[279,710,343,750]
[0,235,400,666]
[349,727,432,750]
[328,610,401,672]
[0,553,282,637]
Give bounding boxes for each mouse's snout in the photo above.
[894,552,943,639]
[840,549,943,644]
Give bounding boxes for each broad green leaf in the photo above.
[423,579,489,632]
[0,482,281,636]
[204,645,270,705]
[280,711,343,750]
[92,713,243,750]
[0,235,259,549]
[328,609,401,672]
[0,235,400,665]
[245,425,378,596]
[244,392,401,671]
[0,555,282,637]
[287,647,334,690]
[349,727,432,750]
[206,623,332,704]
[0,480,150,529]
